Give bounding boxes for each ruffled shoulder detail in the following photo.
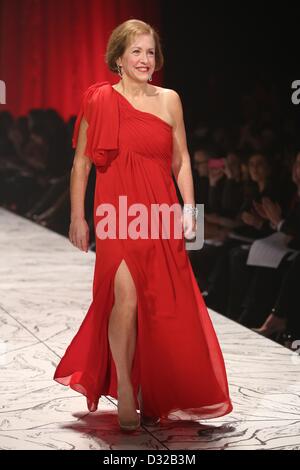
[72,81,119,169]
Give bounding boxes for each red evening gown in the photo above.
[53,81,233,419]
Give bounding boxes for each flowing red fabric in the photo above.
[53,81,233,419]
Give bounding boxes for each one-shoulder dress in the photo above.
[53,81,233,419]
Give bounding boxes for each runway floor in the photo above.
[1,207,300,450]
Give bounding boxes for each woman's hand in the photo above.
[241,210,263,229]
[253,200,268,219]
[182,212,197,239]
[69,217,90,252]
[261,197,282,226]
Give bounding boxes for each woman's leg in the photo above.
[108,259,138,423]
[238,255,292,328]
[250,256,295,336]
[273,254,300,338]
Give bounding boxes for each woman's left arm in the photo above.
[168,90,195,207]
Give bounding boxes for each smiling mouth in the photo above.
[136,68,149,72]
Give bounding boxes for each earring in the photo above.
[117,64,122,78]
[148,74,152,82]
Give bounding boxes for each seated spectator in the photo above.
[203,150,281,312]
[189,149,244,294]
[205,150,244,224]
[253,253,300,345]
[226,150,300,325]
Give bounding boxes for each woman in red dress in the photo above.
[53,19,233,431]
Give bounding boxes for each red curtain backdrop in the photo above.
[0,0,163,120]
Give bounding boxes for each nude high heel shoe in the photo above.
[117,387,141,432]
[118,414,141,432]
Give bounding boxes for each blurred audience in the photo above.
[0,107,95,243]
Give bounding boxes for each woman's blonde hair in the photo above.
[105,19,164,74]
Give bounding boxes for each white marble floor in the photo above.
[1,207,300,450]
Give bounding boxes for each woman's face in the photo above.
[292,152,300,186]
[117,33,156,83]
[248,154,270,182]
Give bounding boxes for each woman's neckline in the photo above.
[111,84,173,130]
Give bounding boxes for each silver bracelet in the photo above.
[183,204,198,219]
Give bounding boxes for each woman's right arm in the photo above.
[69,117,93,252]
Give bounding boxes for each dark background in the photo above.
[160,1,300,130]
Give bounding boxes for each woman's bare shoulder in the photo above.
[151,85,180,107]
[153,85,182,119]
[152,84,179,97]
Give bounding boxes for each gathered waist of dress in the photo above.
[120,146,172,166]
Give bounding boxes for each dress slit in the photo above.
[108,254,142,404]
